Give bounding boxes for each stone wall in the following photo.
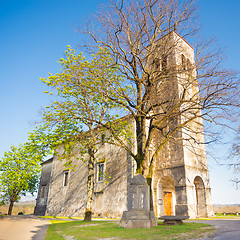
[34,158,53,215]
[45,142,132,218]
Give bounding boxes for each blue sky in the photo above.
[0,0,239,204]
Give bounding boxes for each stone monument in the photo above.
[120,174,157,228]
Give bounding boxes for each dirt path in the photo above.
[0,215,49,240]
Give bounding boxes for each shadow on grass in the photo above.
[31,224,49,240]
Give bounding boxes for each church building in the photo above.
[34,32,214,219]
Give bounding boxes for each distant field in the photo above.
[1,202,239,216]
[214,204,240,214]
[0,201,35,215]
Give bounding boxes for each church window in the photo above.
[97,163,104,182]
[153,58,160,70]
[186,59,192,72]
[94,192,103,211]
[41,186,46,198]
[162,55,167,72]
[63,171,69,186]
[181,54,186,70]
[101,134,106,145]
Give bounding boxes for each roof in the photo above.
[173,31,194,50]
[41,157,53,165]
[153,30,194,50]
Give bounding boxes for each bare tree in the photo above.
[79,0,240,210]
[230,126,240,188]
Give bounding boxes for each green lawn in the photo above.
[45,220,215,240]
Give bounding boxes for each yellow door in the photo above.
[164,192,172,215]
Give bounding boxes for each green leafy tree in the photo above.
[32,46,129,221]
[0,144,41,215]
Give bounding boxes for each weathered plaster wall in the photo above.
[45,142,131,218]
[34,158,53,215]
[46,147,88,216]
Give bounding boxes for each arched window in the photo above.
[194,176,207,217]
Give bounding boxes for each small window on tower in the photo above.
[101,134,106,144]
[153,58,160,70]
[162,55,167,72]
[186,59,192,72]
[181,54,186,70]
[63,171,69,187]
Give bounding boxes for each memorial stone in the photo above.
[120,174,157,228]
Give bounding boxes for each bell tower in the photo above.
[150,31,214,218]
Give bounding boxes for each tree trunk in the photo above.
[135,116,146,174]
[146,177,154,211]
[144,163,154,212]
[84,147,95,221]
[8,200,14,215]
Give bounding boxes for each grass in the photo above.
[40,216,83,219]
[45,220,215,240]
[40,216,114,220]
[215,213,239,217]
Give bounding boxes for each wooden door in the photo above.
[164,192,172,215]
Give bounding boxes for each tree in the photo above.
[0,144,41,215]
[33,46,128,221]
[230,126,240,187]
[80,0,240,210]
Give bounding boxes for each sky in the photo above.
[0,0,239,204]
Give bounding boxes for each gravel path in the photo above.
[0,215,49,240]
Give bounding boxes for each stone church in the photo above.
[34,32,214,219]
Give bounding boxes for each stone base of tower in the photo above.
[120,210,157,229]
[206,204,215,217]
[175,204,189,216]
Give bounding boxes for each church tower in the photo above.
[150,31,214,218]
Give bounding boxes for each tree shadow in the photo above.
[31,223,49,240]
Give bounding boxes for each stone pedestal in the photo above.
[120,174,157,228]
[158,215,189,225]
